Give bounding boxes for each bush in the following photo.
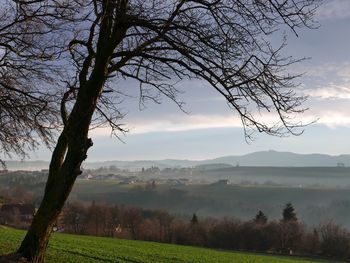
[319,221,350,259]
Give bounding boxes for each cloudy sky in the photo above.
[32,0,350,161]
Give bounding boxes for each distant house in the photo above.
[119,179,135,185]
[211,179,229,186]
[166,179,188,186]
[0,204,35,226]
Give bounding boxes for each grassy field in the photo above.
[0,226,334,263]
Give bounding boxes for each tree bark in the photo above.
[15,2,129,261]
[17,60,108,262]
[16,171,77,262]
[17,100,96,262]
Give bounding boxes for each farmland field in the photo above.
[3,167,350,227]
[70,180,350,227]
[0,226,334,263]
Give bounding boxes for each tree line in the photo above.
[2,187,349,260]
[58,201,350,261]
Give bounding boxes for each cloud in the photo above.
[297,62,350,79]
[89,61,350,138]
[302,97,350,128]
[294,62,350,98]
[89,114,243,137]
[316,0,350,21]
[88,105,350,137]
[90,108,316,137]
[305,85,350,99]
[317,111,350,128]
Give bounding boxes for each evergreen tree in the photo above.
[282,203,297,221]
[151,180,156,190]
[254,210,268,225]
[191,213,199,225]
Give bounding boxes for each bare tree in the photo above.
[0,0,320,262]
[319,221,350,259]
[0,0,65,165]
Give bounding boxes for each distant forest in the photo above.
[2,166,350,228]
[1,188,350,261]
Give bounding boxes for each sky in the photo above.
[31,0,350,161]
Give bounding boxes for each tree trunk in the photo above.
[17,72,105,262]
[16,171,77,262]
[15,3,128,260]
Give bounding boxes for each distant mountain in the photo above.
[210,150,350,167]
[2,150,350,170]
[194,163,234,171]
[84,159,199,170]
[2,159,200,171]
[2,160,50,171]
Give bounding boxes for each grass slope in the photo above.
[0,226,331,263]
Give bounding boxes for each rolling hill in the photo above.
[3,150,350,170]
[0,226,332,263]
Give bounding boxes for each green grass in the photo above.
[0,226,333,263]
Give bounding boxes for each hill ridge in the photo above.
[3,150,350,170]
